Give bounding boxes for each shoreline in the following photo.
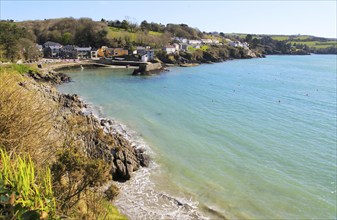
[56,67,222,219]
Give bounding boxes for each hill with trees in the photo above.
[0,18,336,63]
[227,33,337,54]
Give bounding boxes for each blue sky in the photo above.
[1,1,336,38]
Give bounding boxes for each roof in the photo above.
[75,47,92,51]
[44,41,62,47]
[62,45,77,50]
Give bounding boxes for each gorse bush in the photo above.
[0,149,56,219]
[0,71,58,161]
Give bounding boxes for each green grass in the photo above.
[108,27,163,41]
[289,41,337,49]
[291,35,310,40]
[271,35,311,41]
[0,149,56,219]
[148,31,163,36]
[271,36,290,41]
[108,27,137,41]
[0,64,37,74]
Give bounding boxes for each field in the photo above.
[108,27,137,41]
[108,27,163,42]
[289,40,337,49]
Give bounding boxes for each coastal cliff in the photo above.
[0,64,149,219]
[29,67,150,181]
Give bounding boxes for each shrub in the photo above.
[0,71,58,161]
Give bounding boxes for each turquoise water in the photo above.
[58,55,337,219]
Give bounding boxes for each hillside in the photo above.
[225,33,337,53]
[0,17,336,64]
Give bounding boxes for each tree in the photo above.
[245,34,253,43]
[0,22,26,61]
[18,38,42,61]
[121,20,129,30]
[140,20,150,31]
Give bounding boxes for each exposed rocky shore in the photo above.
[24,67,150,182]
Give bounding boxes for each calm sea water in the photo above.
[58,55,337,219]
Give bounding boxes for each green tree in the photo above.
[0,22,25,61]
[61,32,74,45]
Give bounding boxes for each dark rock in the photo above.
[101,119,107,126]
[137,151,150,167]
[116,159,127,178]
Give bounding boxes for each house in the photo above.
[229,41,242,47]
[188,40,202,45]
[43,41,62,58]
[179,43,188,51]
[141,54,148,62]
[136,46,147,56]
[104,47,114,57]
[60,45,77,59]
[97,47,128,58]
[228,41,249,49]
[43,41,62,48]
[174,37,188,43]
[75,47,92,59]
[172,43,180,51]
[212,39,220,44]
[113,48,128,56]
[146,49,155,61]
[201,39,213,44]
[164,46,176,54]
[91,48,98,59]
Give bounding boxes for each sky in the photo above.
[1,0,336,38]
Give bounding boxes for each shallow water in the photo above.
[58,55,337,219]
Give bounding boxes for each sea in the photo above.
[58,55,337,219]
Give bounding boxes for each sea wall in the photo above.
[133,62,163,75]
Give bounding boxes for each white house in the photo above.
[229,41,243,47]
[201,39,213,44]
[174,37,188,43]
[141,54,148,62]
[172,43,180,51]
[164,46,176,54]
[188,40,202,45]
[212,39,220,44]
[91,48,98,60]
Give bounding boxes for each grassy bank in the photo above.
[0,64,127,219]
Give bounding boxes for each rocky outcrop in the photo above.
[58,92,150,181]
[26,68,150,182]
[26,69,70,84]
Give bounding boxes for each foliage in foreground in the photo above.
[0,67,127,219]
[0,149,56,219]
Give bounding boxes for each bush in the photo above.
[0,71,58,161]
